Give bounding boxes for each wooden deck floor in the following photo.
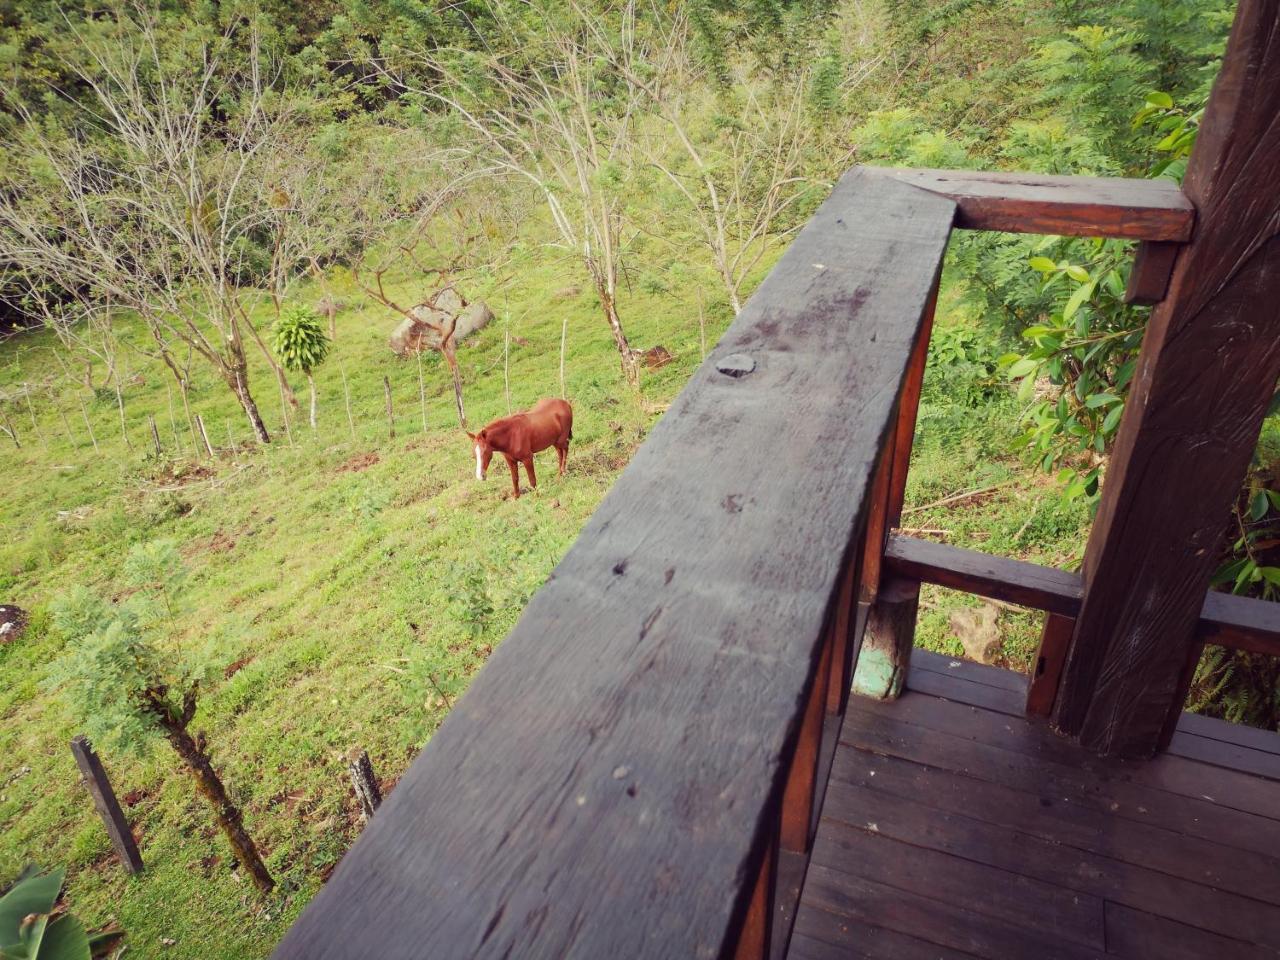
[787,650,1280,959]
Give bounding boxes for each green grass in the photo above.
[0,238,1089,957]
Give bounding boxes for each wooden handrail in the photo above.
[272,169,955,960]
[868,167,1194,241]
[884,533,1280,658]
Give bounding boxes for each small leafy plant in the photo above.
[272,305,332,431]
[44,542,274,893]
[0,866,123,960]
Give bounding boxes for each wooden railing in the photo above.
[274,6,1280,952]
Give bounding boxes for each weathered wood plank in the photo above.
[883,533,1081,615]
[904,664,1025,716]
[820,778,1280,948]
[272,170,955,960]
[1176,709,1280,758]
[1102,902,1264,960]
[808,818,1107,949]
[830,745,1280,906]
[1053,0,1280,757]
[800,863,1106,960]
[842,699,1280,855]
[909,647,1027,694]
[1198,590,1280,657]
[869,167,1193,241]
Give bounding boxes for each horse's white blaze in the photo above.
[475,444,483,480]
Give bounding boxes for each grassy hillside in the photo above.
[0,223,1094,955]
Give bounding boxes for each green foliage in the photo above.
[925,323,1001,409]
[271,306,331,376]
[0,866,122,960]
[44,542,208,756]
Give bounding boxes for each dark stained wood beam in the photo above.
[883,533,1081,616]
[884,533,1280,661]
[1051,0,1280,758]
[869,167,1194,241]
[272,170,955,960]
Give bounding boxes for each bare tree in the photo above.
[607,13,819,315]
[395,1,655,387]
[0,10,312,443]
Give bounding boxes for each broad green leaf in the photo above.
[37,914,90,960]
[1266,490,1280,512]
[1021,325,1054,340]
[1064,264,1090,283]
[1145,91,1174,108]
[1249,490,1269,521]
[1063,280,1096,321]
[0,868,63,949]
[1007,358,1038,378]
[1085,393,1121,409]
[1017,372,1037,403]
[1028,256,1056,273]
[1260,567,1280,588]
[1102,402,1124,433]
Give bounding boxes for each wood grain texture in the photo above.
[1026,613,1074,717]
[868,166,1194,240]
[271,169,955,960]
[883,533,1081,615]
[1124,240,1181,305]
[1053,0,1280,757]
[794,673,1280,958]
[1198,590,1280,656]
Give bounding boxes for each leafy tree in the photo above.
[272,306,332,431]
[44,542,274,893]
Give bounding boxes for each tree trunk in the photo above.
[599,289,639,388]
[442,340,467,429]
[307,374,318,432]
[228,368,270,444]
[246,315,299,410]
[162,722,274,893]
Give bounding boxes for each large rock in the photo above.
[388,288,493,357]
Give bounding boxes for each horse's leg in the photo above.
[506,456,521,498]
[556,442,567,476]
[524,456,537,490]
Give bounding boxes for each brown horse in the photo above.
[468,398,573,498]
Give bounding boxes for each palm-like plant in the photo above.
[272,305,332,431]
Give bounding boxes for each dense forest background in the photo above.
[2,0,1274,957]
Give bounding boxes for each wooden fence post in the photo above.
[194,414,214,458]
[70,735,143,875]
[148,414,162,458]
[347,748,382,824]
[1052,0,1280,757]
[383,376,396,440]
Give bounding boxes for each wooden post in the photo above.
[383,376,396,440]
[194,414,214,458]
[77,394,99,453]
[1,408,18,449]
[339,361,356,441]
[857,443,896,604]
[347,748,382,823]
[70,736,143,875]
[731,831,776,960]
[417,352,429,433]
[560,317,569,398]
[886,282,939,527]
[57,402,75,448]
[780,629,833,853]
[1026,613,1073,717]
[148,414,162,458]
[851,576,919,700]
[1124,240,1180,305]
[23,384,45,447]
[826,542,861,714]
[1053,0,1280,757]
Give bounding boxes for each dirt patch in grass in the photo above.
[336,451,380,473]
[223,655,253,679]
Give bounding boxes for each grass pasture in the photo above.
[0,243,1087,956]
